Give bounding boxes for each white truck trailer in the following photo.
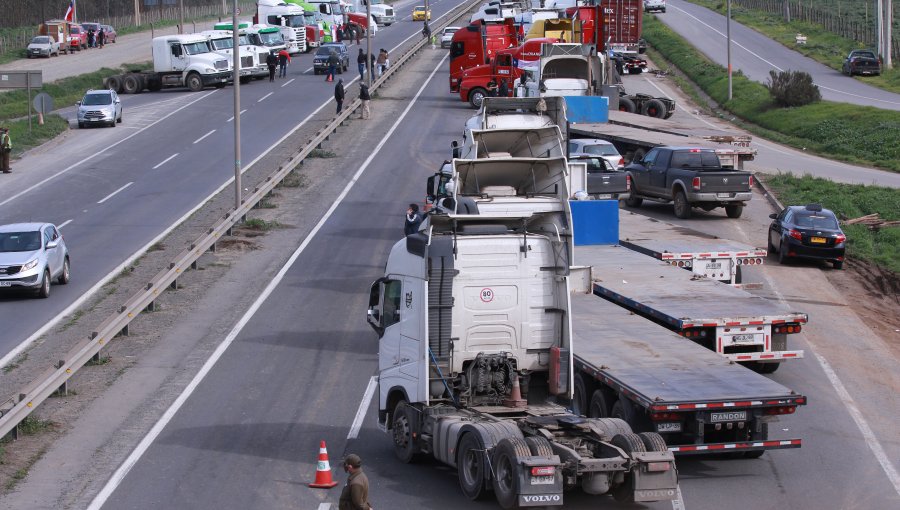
[367,156,679,508]
[104,34,232,93]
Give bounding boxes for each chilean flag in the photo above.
[64,1,76,23]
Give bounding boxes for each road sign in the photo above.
[33,93,54,114]
[0,71,42,89]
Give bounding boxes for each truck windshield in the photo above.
[182,42,212,55]
[284,14,306,27]
[258,32,284,46]
[210,38,234,50]
[238,34,252,45]
[304,13,318,25]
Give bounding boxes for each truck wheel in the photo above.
[469,88,487,109]
[673,190,692,219]
[106,76,123,94]
[641,98,667,119]
[572,375,588,416]
[734,265,742,284]
[725,203,744,218]
[610,433,646,504]
[147,78,163,92]
[637,432,668,452]
[491,438,530,509]
[624,195,642,208]
[524,436,554,457]
[589,390,609,418]
[458,433,489,500]
[123,74,142,94]
[391,401,421,463]
[618,96,636,113]
[751,361,780,374]
[186,72,203,92]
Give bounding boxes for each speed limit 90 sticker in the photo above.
[480,288,494,303]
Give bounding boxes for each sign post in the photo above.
[0,71,43,134]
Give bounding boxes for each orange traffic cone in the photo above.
[504,373,527,408]
[309,440,340,488]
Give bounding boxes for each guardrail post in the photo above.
[90,352,101,363]
[116,324,129,337]
[54,361,68,396]
[170,279,178,290]
[145,300,156,312]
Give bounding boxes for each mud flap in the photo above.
[516,457,564,507]
[630,451,679,503]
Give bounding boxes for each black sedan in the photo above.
[768,204,846,269]
[842,49,881,76]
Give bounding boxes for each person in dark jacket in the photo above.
[98,27,105,48]
[87,29,95,48]
[339,454,372,510]
[277,49,291,78]
[266,51,278,82]
[334,79,345,114]
[357,48,367,79]
[498,78,509,97]
[359,83,371,119]
[404,203,423,235]
[327,50,339,82]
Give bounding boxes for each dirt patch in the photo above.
[827,259,900,356]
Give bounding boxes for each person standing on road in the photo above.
[277,49,291,78]
[0,127,11,174]
[486,79,498,97]
[98,27,105,48]
[266,50,278,82]
[498,78,509,98]
[404,203,423,235]
[87,29,95,49]
[339,454,372,510]
[422,22,431,40]
[359,83,371,119]
[334,79,345,114]
[357,48,367,80]
[327,50,339,82]
[376,49,387,77]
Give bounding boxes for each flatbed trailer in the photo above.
[575,244,806,372]
[619,212,767,285]
[570,289,806,455]
[570,110,756,168]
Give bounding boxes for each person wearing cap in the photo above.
[0,127,11,173]
[339,454,372,510]
[404,203,423,236]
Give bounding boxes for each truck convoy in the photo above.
[203,29,265,83]
[104,34,232,94]
[256,0,310,53]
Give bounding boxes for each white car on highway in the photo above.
[0,223,70,298]
[440,26,460,48]
[644,0,666,13]
[569,138,625,168]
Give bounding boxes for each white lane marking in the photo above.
[226,109,247,122]
[96,182,134,204]
[87,52,451,510]
[258,92,274,103]
[282,78,295,87]
[0,90,216,209]
[57,219,73,229]
[671,484,687,510]
[304,66,313,73]
[669,3,900,107]
[192,130,216,144]
[348,377,378,440]
[152,153,179,169]
[317,504,331,510]
[814,351,900,495]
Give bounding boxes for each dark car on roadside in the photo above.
[842,49,881,76]
[312,43,349,75]
[768,204,846,269]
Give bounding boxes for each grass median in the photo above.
[642,15,900,173]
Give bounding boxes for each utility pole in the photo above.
[727,0,732,101]
[134,0,141,26]
[179,0,185,34]
[366,0,372,88]
[232,0,242,210]
[882,0,894,69]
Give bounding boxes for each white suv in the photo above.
[644,0,666,13]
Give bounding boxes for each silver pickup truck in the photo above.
[624,146,752,219]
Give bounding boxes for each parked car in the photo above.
[570,155,631,201]
[27,36,60,58]
[412,6,431,21]
[77,89,123,128]
[101,24,118,43]
[842,49,881,76]
[569,138,625,168]
[68,24,88,51]
[768,204,846,269]
[81,22,102,43]
[644,0,666,13]
[312,43,350,74]
[440,26,460,48]
[0,223,70,298]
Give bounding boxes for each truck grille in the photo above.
[241,55,253,69]
[293,27,306,42]
[214,60,228,70]
[259,51,269,63]
[0,265,22,275]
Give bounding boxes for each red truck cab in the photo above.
[448,18,519,93]
[458,38,556,108]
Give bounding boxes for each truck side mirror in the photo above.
[172,45,182,57]
[450,140,461,159]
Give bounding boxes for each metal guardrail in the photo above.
[0,0,480,441]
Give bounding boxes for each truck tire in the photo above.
[491,437,531,509]
[734,265,742,284]
[673,189,692,219]
[147,78,163,92]
[186,72,204,92]
[469,88,487,109]
[123,74,142,94]
[588,418,632,440]
[610,433,646,504]
[751,361,780,374]
[589,390,609,418]
[725,203,744,218]
[524,436,554,457]
[106,75,123,94]
[391,401,421,463]
[458,433,490,500]
[638,432,668,452]
[618,96,636,113]
[624,195,642,208]
[572,375,588,416]
[641,98,667,119]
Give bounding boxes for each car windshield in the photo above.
[82,93,112,105]
[0,232,42,252]
[416,6,426,10]
[444,28,459,35]
[581,144,618,156]
[316,47,336,56]
[794,212,839,230]
[183,42,212,55]
[210,38,234,50]
[32,36,51,44]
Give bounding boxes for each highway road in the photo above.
[0,0,471,366]
[658,0,900,111]
[82,44,900,510]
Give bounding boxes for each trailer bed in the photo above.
[619,212,766,259]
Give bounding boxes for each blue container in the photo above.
[564,96,609,124]
[570,200,619,245]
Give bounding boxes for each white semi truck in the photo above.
[257,0,309,53]
[104,34,232,94]
[367,154,679,508]
[203,30,264,82]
